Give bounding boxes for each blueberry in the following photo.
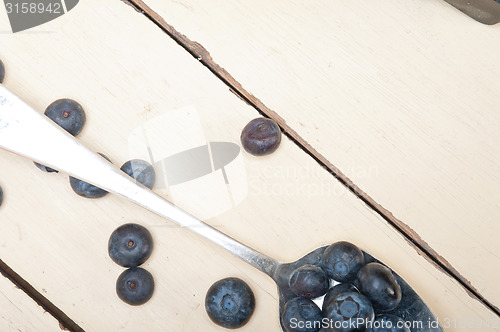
[120,159,156,189]
[36,98,86,172]
[0,185,3,207]
[44,99,86,136]
[108,223,153,267]
[116,267,154,306]
[0,60,5,83]
[356,263,402,312]
[33,162,58,173]
[322,241,364,283]
[241,117,281,156]
[205,277,255,329]
[289,264,329,299]
[323,291,374,332]
[366,314,410,332]
[322,283,358,312]
[69,153,110,198]
[281,297,322,332]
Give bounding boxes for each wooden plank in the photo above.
[0,259,81,331]
[0,274,61,331]
[138,0,500,310]
[0,0,498,331]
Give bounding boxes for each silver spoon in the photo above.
[0,85,443,331]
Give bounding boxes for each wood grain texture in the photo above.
[0,1,499,331]
[139,0,500,310]
[0,275,61,331]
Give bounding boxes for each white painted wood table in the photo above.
[0,0,499,331]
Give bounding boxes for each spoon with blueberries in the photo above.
[0,86,443,332]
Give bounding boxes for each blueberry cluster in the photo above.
[22,91,159,306]
[241,117,282,156]
[205,277,256,329]
[108,223,155,306]
[34,97,156,198]
[282,241,404,332]
[24,92,159,306]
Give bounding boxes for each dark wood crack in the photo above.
[0,258,84,332]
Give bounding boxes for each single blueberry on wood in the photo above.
[108,223,153,267]
[120,159,156,189]
[241,117,281,156]
[322,283,358,312]
[44,98,86,136]
[116,267,154,306]
[322,241,364,282]
[323,291,374,332]
[69,153,110,198]
[356,263,402,312]
[205,277,255,329]
[0,60,5,83]
[281,297,322,332]
[289,264,329,299]
[36,98,86,172]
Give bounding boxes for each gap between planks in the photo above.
[122,0,500,317]
[0,258,84,332]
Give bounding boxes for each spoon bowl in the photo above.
[270,246,442,332]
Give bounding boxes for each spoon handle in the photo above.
[0,85,279,277]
